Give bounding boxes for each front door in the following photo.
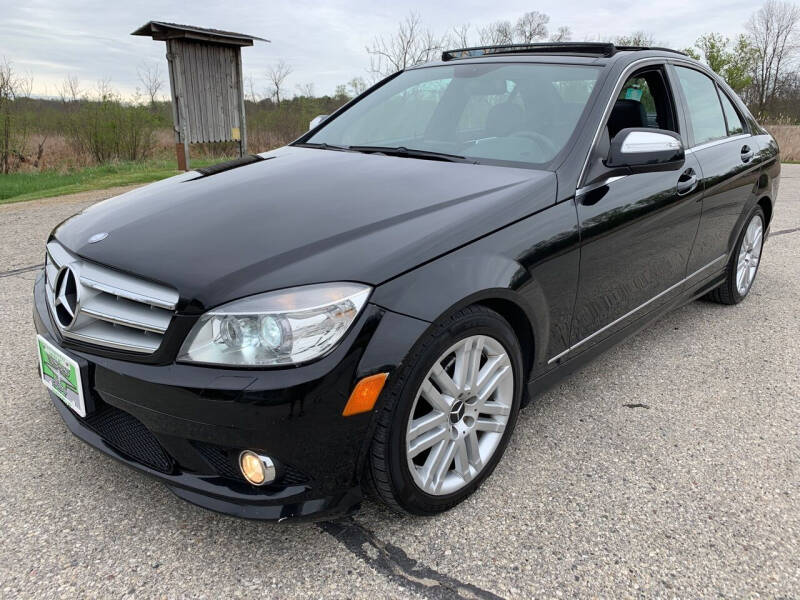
[567,65,703,355]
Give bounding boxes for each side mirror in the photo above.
[309,115,329,130]
[607,128,684,172]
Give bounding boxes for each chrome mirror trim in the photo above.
[620,131,682,154]
[309,115,329,130]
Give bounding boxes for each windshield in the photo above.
[302,63,602,166]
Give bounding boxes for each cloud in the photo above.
[2,0,759,99]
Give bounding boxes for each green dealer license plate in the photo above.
[36,335,86,417]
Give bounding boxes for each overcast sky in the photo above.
[2,0,760,99]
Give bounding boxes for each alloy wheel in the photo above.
[736,214,764,296]
[405,335,514,496]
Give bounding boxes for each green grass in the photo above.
[0,157,229,204]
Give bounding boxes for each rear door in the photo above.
[565,64,703,356]
[670,65,761,282]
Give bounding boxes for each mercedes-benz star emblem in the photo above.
[53,266,79,329]
[88,232,108,244]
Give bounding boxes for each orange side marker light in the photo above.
[342,373,388,416]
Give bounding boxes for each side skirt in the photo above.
[526,271,726,401]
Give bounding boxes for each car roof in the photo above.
[412,43,689,70]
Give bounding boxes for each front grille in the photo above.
[82,402,174,473]
[45,241,178,354]
[192,441,310,485]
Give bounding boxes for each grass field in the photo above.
[1,124,797,206]
[0,157,228,204]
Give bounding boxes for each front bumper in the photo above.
[33,271,429,521]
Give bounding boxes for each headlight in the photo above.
[178,282,371,366]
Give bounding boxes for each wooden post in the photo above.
[236,50,247,157]
[175,142,187,171]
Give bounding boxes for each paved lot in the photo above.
[1,167,798,599]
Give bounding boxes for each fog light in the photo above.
[239,450,276,486]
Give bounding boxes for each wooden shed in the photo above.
[132,21,268,170]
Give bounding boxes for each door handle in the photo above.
[741,145,754,163]
[676,168,698,196]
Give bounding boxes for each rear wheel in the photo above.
[706,206,765,305]
[366,306,523,515]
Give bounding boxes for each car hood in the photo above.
[54,146,556,312]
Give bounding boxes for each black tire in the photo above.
[705,205,766,305]
[365,305,523,515]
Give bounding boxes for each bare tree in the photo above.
[348,77,367,96]
[451,23,472,48]
[0,59,35,173]
[137,62,163,106]
[478,20,515,45]
[295,82,315,98]
[550,26,572,42]
[58,74,81,103]
[95,77,114,101]
[366,12,446,77]
[515,11,550,43]
[0,60,16,174]
[245,74,261,103]
[267,59,293,104]
[614,31,656,46]
[746,0,800,111]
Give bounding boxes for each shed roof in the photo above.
[131,21,269,46]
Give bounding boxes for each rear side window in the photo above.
[719,91,745,136]
[674,66,727,146]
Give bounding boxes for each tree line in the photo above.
[0,0,798,174]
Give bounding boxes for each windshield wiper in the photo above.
[347,145,469,163]
[294,142,354,152]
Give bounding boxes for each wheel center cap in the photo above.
[449,401,466,424]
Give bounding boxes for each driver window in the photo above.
[607,69,677,139]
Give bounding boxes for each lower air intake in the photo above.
[82,403,174,474]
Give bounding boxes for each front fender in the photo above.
[371,202,581,374]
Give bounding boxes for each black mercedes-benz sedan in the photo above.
[33,42,780,521]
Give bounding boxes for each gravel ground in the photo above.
[0,167,798,599]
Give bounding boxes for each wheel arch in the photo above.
[757,195,773,228]
[371,253,550,387]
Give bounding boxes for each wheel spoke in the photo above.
[464,337,485,393]
[408,410,447,439]
[736,266,747,291]
[752,228,763,251]
[453,437,470,479]
[475,417,505,433]
[420,380,451,413]
[480,401,511,416]
[408,425,449,458]
[430,363,460,399]
[476,355,511,403]
[451,339,471,391]
[426,439,457,493]
[464,430,483,470]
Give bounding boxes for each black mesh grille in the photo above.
[82,402,174,474]
[282,464,310,486]
[193,441,242,480]
[192,441,309,485]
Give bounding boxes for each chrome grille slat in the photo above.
[44,240,177,354]
[81,294,171,333]
[80,262,178,310]
[67,322,162,353]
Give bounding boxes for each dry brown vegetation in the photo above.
[766,124,800,161]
